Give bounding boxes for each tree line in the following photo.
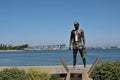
[0,44,28,50]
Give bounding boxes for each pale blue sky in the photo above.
[0,0,120,47]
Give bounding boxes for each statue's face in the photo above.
[74,24,79,30]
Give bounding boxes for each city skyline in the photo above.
[0,0,120,47]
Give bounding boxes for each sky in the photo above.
[0,0,120,47]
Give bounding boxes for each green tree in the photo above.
[26,68,51,80]
[0,68,27,80]
[91,61,120,80]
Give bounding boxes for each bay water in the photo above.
[0,49,120,66]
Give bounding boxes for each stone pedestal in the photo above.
[59,57,100,80]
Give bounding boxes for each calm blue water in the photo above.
[0,49,120,66]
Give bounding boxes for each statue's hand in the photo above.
[69,47,71,50]
[69,46,72,50]
[83,46,86,49]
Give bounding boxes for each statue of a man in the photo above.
[69,21,87,69]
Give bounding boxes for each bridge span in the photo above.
[26,44,67,50]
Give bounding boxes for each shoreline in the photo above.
[0,48,120,52]
[0,50,25,52]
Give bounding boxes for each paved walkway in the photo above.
[0,65,91,74]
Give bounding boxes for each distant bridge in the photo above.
[26,44,66,50]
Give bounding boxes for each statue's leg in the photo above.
[73,49,78,67]
[79,49,86,67]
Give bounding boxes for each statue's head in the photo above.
[74,21,79,30]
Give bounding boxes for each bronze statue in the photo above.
[69,21,86,69]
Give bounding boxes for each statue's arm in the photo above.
[82,30,85,45]
[69,31,73,49]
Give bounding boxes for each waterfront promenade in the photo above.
[0,65,91,74]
